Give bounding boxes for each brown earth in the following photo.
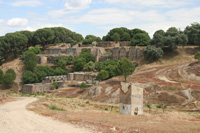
[28,96,200,133]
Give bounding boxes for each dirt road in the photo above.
[0,97,91,133]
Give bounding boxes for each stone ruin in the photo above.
[21,83,52,94]
[120,82,143,115]
[21,72,97,94]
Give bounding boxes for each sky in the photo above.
[0,0,200,38]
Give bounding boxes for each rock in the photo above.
[111,88,120,97]
[95,86,102,96]
[105,87,113,94]
[88,86,103,96]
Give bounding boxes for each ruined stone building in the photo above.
[37,41,143,65]
[120,82,143,115]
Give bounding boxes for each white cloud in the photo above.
[48,0,92,17]
[7,18,28,27]
[64,0,92,10]
[0,19,3,23]
[105,0,194,8]
[11,0,43,7]
[67,8,165,25]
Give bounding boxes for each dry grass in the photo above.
[28,96,200,133]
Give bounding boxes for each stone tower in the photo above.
[120,82,143,115]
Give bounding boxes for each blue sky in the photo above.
[0,0,200,38]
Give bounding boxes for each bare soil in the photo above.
[0,97,91,133]
[29,96,200,133]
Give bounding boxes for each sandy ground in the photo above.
[0,97,91,133]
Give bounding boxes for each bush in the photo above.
[80,82,88,89]
[74,57,86,71]
[131,33,150,46]
[24,52,38,72]
[0,69,3,82]
[49,104,65,111]
[5,69,16,81]
[52,81,58,89]
[29,46,40,54]
[143,45,164,62]
[1,69,16,88]
[54,67,68,75]
[195,52,200,61]
[22,70,38,84]
[84,61,95,71]
[57,59,66,69]
[97,70,109,80]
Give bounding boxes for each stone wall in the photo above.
[67,72,96,81]
[96,41,119,47]
[21,83,52,94]
[111,46,143,60]
[120,41,131,47]
[46,49,62,54]
[43,73,97,83]
[38,46,143,65]
[120,82,143,115]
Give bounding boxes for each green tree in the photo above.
[131,33,150,46]
[0,69,3,82]
[29,46,40,54]
[121,32,131,41]
[0,36,11,63]
[143,45,164,62]
[184,22,200,45]
[5,32,28,57]
[112,33,120,42]
[24,52,38,72]
[97,70,109,80]
[33,28,54,49]
[57,59,66,69]
[176,34,188,47]
[19,30,34,48]
[74,57,86,71]
[84,61,95,71]
[54,67,68,75]
[2,69,16,88]
[79,49,95,63]
[22,70,38,84]
[118,57,135,82]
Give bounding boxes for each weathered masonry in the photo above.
[120,82,143,115]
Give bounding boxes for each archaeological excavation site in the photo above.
[1,24,200,132]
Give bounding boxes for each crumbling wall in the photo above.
[67,72,96,81]
[96,41,119,47]
[22,83,52,94]
[120,82,143,115]
[120,41,131,47]
[46,49,62,54]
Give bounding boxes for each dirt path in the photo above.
[0,97,91,133]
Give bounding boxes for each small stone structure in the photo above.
[21,83,52,94]
[120,82,143,115]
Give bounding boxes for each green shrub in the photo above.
[80,82,88,89]
[24,52,38,72]
[168,86,176,90]
[97,70,109,80]
[52,81,58,89]
[49,104,65,111]
[195,52,200,61]
[22,70,38,84]
[2,69,16,88]
[143,45,164,62]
